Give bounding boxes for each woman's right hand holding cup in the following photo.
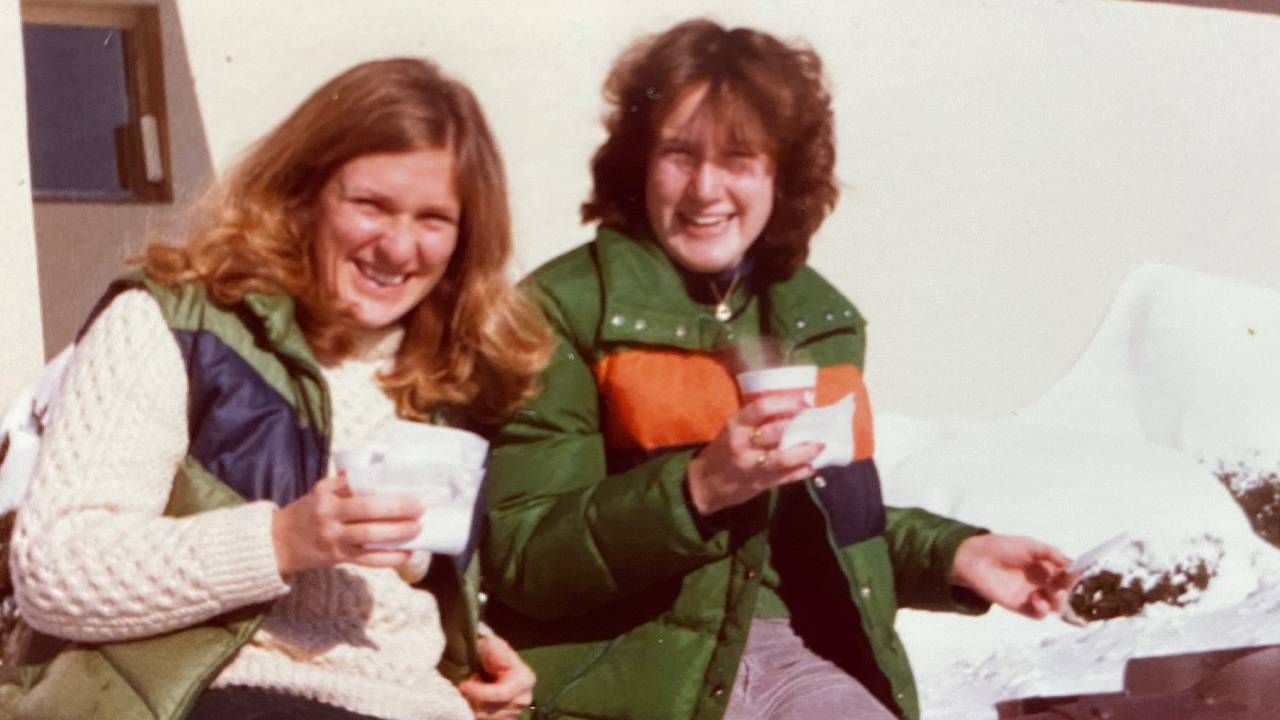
[271,475,424,575]
[686,393,823,516]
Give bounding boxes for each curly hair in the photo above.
[142,58,551,427]
[581,19,839,284]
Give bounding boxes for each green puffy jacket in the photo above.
[482,228,986,720]
[0,275,480,720]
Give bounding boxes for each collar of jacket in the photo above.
[108,271,324,378]
[241,291,324,367]
[594,226,865,351]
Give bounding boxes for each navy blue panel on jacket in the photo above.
[175,329,326,505]
[815,458,887,547]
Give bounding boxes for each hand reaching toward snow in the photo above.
[949,534,1074,619]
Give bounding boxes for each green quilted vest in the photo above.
[0,274,480,720]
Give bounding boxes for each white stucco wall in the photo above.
[171,0,1280,418]
[0,2,45,408]
[5,0,1278,417]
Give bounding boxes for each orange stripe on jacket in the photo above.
[594,349,875,460]
[594,350,738,450]
[816,365,875,460]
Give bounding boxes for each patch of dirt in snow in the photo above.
[1068,534,1222,622]
[1215,458,1280,548]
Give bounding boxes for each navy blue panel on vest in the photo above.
[174,329,325,505]
[815,458,886,547]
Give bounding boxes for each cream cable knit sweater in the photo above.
[10,289,473,720]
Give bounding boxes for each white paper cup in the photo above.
[332,447,383,494]
[331,423,489,555]
[735,365,818,406]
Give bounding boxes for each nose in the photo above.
[374,214,419,264]
[689,160,726,202]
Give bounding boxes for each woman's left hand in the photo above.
[949,533,1074,619]
[458,634,535,719]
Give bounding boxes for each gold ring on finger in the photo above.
[750,427,764,446]
[755,451,770,469]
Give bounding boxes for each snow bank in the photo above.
[878,264,1280,718]
[1019,263,1280,464]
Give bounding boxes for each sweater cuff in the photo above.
[199,500,290,608]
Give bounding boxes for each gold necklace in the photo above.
[709,269,741,322]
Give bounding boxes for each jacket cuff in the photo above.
[680,465,733,541]
[590,448,730,575]
[935,525,991,615]
[652,449,732,557]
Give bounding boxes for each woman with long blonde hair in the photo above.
[5,57,548,720]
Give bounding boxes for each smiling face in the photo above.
[312,147,461,330]
[644,83,776,275]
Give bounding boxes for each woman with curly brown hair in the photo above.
[5,58,547,720]
[481,19,1071,720]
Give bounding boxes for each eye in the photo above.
[416,210,458,229]
[657,142,696,164]
[724,150,767,174]
[348,196,385,214]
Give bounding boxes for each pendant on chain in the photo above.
[710,269,741,323]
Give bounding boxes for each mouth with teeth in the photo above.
[678,211,734,235]
[354,259,409,288]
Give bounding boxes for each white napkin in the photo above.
[779,393,856,469]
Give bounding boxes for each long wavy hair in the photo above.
[581,19,839,285]
[143,58,551,427]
